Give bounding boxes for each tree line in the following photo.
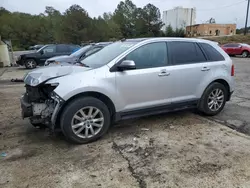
[0,0,185,50]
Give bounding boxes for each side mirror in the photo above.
[117,60,136,71]
[40,50,44,55]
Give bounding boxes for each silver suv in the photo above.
[21,38,234,144]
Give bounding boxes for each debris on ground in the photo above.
[11,78,23,82]
[1,152,7,157]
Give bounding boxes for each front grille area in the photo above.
[25,85,47,103]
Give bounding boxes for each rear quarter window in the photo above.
[200,43,225,62]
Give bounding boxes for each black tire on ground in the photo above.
[25,59,37,69]
[241,51,249,58]
[198,82,228,116]
[60,97,111,144]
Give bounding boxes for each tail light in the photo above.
[231,64,234,76]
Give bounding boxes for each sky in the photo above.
[1,0,249,28]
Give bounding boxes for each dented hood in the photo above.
[23,65,91,86]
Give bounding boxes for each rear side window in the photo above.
[56,45,70,53]
[168,41,206,65]
[200,43,225,61]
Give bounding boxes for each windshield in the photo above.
[70,45,92,57]
[81,41,137,68]
[37,45,48,52]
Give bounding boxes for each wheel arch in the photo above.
[242,50,249,56]
[54,91,116,129]
[207,79,231,101]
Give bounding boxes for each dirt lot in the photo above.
[1,59,250,188]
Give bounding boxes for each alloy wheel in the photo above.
[242,51,248,58]
[71,106,104,138]
[26,60,36,69]
[207,88,225,112]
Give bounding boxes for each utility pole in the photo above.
[244,0,250,35]
[190,8,193,36]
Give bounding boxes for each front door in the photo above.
[167,41,208,103]
[115,42,172,112]
[39,45,57,64]
[234,44,242,55]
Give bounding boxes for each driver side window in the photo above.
[43,45,56,54]
[125,42,168,69]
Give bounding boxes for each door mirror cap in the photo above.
[117,60,136,71]
[40,50,44,55]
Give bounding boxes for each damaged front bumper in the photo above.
[20,89,65,130]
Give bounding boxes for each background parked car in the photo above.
[28,44,44,51]
[44,42,112,66]
[17,44,80,69]
[221,43,250,58]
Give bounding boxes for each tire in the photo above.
[198,82,228,116]
[60,97,111,144]
[241,51,249,58]
[25,59,37,69]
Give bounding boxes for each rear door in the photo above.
[223,44,233,55]
[167,41,208,103]
[56,45,71,56]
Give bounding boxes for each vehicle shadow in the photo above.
[18,109,194,147]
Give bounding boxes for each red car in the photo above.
[221,43,250,58]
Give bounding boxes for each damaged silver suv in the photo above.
[21,38,234,144]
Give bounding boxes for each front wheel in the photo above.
[60,97,111,144]
[198,82,227,116]
[25,59,37,69]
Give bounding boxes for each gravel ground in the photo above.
[1,62,250,188]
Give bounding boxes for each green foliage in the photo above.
[0,1,169,49]
[164,25,185,37]
[165,25,174,37]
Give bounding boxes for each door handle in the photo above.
[201,67,210,71]
[158,70,170,77]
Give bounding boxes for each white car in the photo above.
[21,38,234,144]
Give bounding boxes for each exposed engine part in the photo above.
[32,103,47,116]
[25,85,57,103]
[21,84,65,131]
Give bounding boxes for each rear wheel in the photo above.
[60,97,111,144]
[198,82,227,116]
[242,51,249,58]
[25,59,37,69]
